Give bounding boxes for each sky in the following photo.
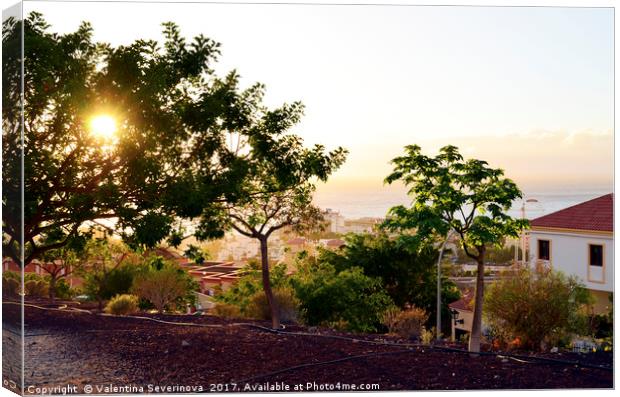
[20,0,615,215]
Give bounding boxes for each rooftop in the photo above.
[448,290,473,312]
[530,193,613,232]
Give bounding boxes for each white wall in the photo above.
[529,230,613,293]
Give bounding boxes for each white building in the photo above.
[324,208,346,233]
[529,193,613,314]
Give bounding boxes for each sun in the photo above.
[89,115,117,139]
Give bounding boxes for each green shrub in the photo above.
[318,233,460,322]
[83,264,138,307]
[484,265,592,350]
[245,287,299,323]
[212,302,242,319]
[24,273,45,282]
[420,327,435,345]
[382,306,429,339]
[132,265,189,313]
[2,277,20,296]
[2,271,20,281]
[291,260,394,333]
[214,262,289,312]
[104,294,139,315]
[52,278,74,300]
[24,279,48,297]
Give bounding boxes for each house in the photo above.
[2,258,84,287]
[185,261,244,296]
[318,238,346,250]
[528,193,613,314]
[448,289,474,342]
[324,209,346,233]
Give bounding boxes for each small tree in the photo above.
[485,265,592,350]
[81,240,140,311]
[132,264,189,313]
[39,246,85,302]
[384,145,527,353]
[172,108,346,329]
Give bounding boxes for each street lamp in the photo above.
[520,198,539,266]
[449,308,464,342]
[450,309,464,325]
[436,229,453,341]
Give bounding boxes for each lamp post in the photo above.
[520,198,539,266]
[436,229,453,341]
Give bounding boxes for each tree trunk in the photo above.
[469,246,486,354]
[259,236,280,329]
[49,276,56,302]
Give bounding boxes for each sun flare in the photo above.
[89,115,117,139]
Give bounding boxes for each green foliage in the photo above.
[589,314,613,339]
[291,259,394,333]
[132,263,194,313]
[214,262,289,312]
[456,243,520,265]
[53,278,74,300]
[318,232,460,329]
[420,327,435,345]
[382,306,429,339]
[183,244,209,265]
[383,145,527,255]
[84,264,137,302]
[2,12,295,265]
[212,302,242,319]
[104,294,139,315]
[245,287,299,323]
[2,276,19,296]
[80,240,142,307]
[2,271,20,281]
[24,279,48,297]
[484,265,593,350]
[383,145,527,351]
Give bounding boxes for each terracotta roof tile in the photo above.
[448,290,474,312]
[530,194,613,232]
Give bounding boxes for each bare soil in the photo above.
[1,300,613,394]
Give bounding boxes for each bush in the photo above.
[382,306,429,339]
[105,294,139,315]
[318,233,460,323]
[420,327,435,345]
[83,264,138,308]
[590,314,613,339]
[215,262,289,312]
[53,278,74,300]
[291,260,394,333]
[245,287,299,323]
[212,303,242,319]
[2,271,20,281]
[484,265,592,350]
[2,277,20,296]
[132,265,189,313]
[24,279,49,297]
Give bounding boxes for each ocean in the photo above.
[313,189,612,220]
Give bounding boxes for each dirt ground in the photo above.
[1,300,613,394]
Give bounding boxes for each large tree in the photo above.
[2,13,246,265]
[383,145,527,353]
[168,103,347,328]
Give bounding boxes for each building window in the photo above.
[538,239,550,261]
[589,244,603,267]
